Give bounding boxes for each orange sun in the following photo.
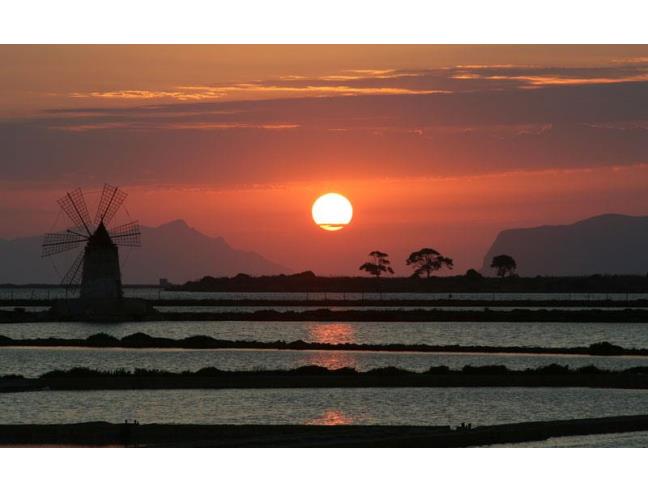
[311,193,353,231]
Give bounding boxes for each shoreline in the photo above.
[0,334,641,357]
[3,415,648,447]
[4,298,648,308]
[4,365,648,392]
[6,308,648,323]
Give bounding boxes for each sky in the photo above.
[2,45,648,275]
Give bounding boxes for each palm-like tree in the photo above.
[406,248,454,278]
[359,251,394,278]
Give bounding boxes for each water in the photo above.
[1,287,646,302]
[1,387,647,426]
[153,305,648,313]
[3,346,648,377]
[3,321,648,348]
[4,288,648,442]
[488,431,648,447]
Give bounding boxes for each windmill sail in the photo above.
[42,227,88,257]
[108,221,141,247]
[57,188,92,235]
[61,249,85,286]
[95,184,127,226]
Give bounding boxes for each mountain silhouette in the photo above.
[0,219,289,284]
[481,214,648,276]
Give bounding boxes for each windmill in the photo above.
[42,184,141,300]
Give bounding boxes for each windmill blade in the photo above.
[57,188,92,235]
[41,228,88,257]
[95,184,127,226]
[109,221,141,247]
[61,250,84,286]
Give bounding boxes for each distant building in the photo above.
[159,278,172,288]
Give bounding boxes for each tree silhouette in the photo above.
[491,254,517,278]
[359,251,394,278]
[406,248,454,278]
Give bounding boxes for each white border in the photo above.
[1,0,648,43]
[2,0,647,486]
[1,448,646,491]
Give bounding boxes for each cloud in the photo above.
[69,80,444,103]
[63,60,648,104]
[2,61,648,188]
[460,73,648,87]
[70,89,226,101]
[49,121,300,132]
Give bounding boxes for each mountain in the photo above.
[0,219,290,284]
[481,214,648,276]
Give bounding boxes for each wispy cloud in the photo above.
[70,89,226,101]
[69,79,444,103]
[50,121,300,132]
[448,61,648,88]
[3,59,648,188]
[464,73,648,87]
[65,60,648,105]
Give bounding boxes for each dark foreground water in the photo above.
[2,387,648,427]
[3,321,648,348]
[487,431,648,447]
[3,346,648,377]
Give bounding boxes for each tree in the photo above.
[490,254,517,278]
[406,248,454,278]
[359,251,394,278]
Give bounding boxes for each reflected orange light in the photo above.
[319,224,344,231]
[309,323,356,344]
[307,410,353,425]
[299,350,358,370]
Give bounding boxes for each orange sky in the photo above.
[2,45,648,274]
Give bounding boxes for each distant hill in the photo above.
[481,214,648,276]
[0,219,289,284]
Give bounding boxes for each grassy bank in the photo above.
[4,364,648,392]
[3,415,648,447]
[0,333,643,357]
[6,308,648,323]
[174,273,648,293]
[4,298,648,308]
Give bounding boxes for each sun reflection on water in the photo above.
[308,323,356,344]
[304,323,359,369]
[298,350,359,369]
[307,409,353,425]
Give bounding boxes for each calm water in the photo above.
[488,431,648,447]
[5,305,646,313]
[3,321,648,348]
[2,387,648,426]
[2,287,647,302]
[3,347,648,377]
[153,306,648,313]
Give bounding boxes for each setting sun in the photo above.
[312,193,353,231]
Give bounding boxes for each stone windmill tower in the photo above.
[42,184,141,300]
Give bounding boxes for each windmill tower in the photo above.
[42,184,141,301]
